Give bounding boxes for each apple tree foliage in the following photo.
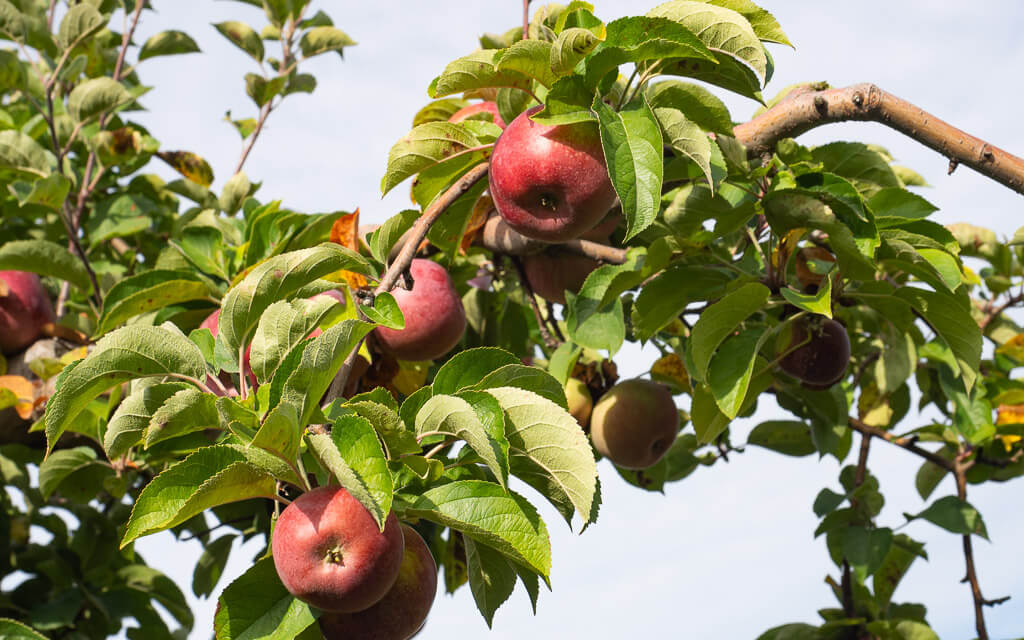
[0,0,1020,638]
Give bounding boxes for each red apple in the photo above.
[449,101,506,129]
[488,105,617,242]
[777,316,850,389]
[590,379,679,469]
[373,259,466,361]
[319,524,438,640]
[0,271,55,355]
[272,485,405,613]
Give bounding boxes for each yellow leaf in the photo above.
[0,375,35,419]
[650,353,689,392]
[156,150,215,187]
[329,209,368,289]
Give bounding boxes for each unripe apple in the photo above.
[590,378,679,469]
[449,101,506,129]
[272,485,405,613]
[373,259,466,361]
[565,378,593,428]
[319,524,438,640]
[777,316,850,388]
[0,271,55,355]
[489,105,617,242]
[521,249,599,306]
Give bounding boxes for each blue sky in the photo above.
[124,1,1024,638]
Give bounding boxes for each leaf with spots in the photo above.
[380,122,482,196]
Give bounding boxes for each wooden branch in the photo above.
[477,215,628,264]
[324,163,491,403]
[954,461,991,640]
[563,237,627,264]
[847,417,954,471]
[509,255,561,350]
[733,83,1024,196]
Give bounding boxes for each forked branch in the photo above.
[733,83,1024,196]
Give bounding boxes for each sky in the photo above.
[115,1,1024,638]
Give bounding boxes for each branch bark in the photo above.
[733,83,1024,196]
[954,459,990,640]
[848,417,954,471]
[509,255,561,350]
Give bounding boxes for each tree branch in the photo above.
[510,255,561,350]
[476,215,627,264]
[733,83,1024,196]
[955,459,993,640]
[847,417,954,471]
[324,163,491,403]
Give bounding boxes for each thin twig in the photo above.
[979,291,1024,331]
[848,417,955,471]
[733,83,1024,196]
[510,256,561,350]
[955,459,991,640]
[522,0,530,40]
[545,300,566,341]
[234,100,273,175]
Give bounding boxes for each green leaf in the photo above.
[97,270,214,335]
[0,619,48,640]
[139,30,201,60]
[583,16,714,89]
[249,296,341,383]
[45,325,207,454]
[117,564,195,629]
[748,420,816,456]
[811,142,900,194]
[593,95,663,240]
[873,534,927,610]
[299,26,355,57]
[0,239,91,293]
[104,382,193,458]
[213,21,264,61]
[755,623,823,640]
[57,4,104,50]
[691,362,771,443]
[415,393,510,488]
[213,556,319,640]
[412,98,470,127]
[245,73,285,107]
[278,319,375,426]
[646,1,768,81]
[306,413,393,530]
[894,287,980,392]
[192,534,235,599]
[433,348,521,396]
[0,2,27,42]
[550,27,603,76]
[464,537,517,628]
[653,106,712,189]
[8,173,70,210]
[369,209,419,264]
[474,365,569,409]
[68,77,133,123]
[219,244,373,358]
[690,282,769,380]
[360,291,404,329]
[840,525,893,581]
[904,495,988,539]
[144,388,220,448]
[487,386,598,527]
[647,79,733,135]
[0,130,54,178]
[38,446,98,499]
[868,188,937,220]
[688,0,791,45]
[633,264,731,341]
[428,49,533,99]
[708,327,767,418]
[494,39,556,88]
[531,75,598,126]
[780,275,833,319]
[405,480,551,578]
[121,445,277,547]
[380,122,481,196]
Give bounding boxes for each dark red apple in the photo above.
[373,259,466,361]
[319,524,438,640]
[449,101,506,129]
[272,485,405,613]
[0,271,55,355]
[590,378,679,469]
[777,316,850,389]
[488,105,617,242]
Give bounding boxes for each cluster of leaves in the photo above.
[1,0,1022,638]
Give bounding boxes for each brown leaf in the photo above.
[329,209,368,289]
[459,194,493,254]
[156,150,215,187]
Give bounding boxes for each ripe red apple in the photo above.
[449,100,506,129]
[0,271,55,355]
[488,105,617,242]
[590,378,679,469]
[373,259,466,361]
[319,524,438,640]
[777,316,850,389]
[272,485,405,613]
